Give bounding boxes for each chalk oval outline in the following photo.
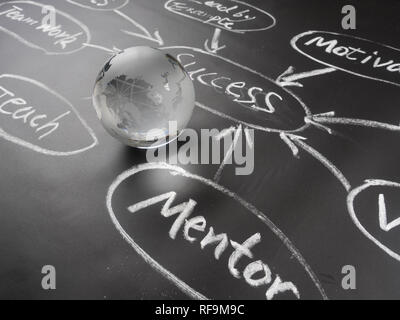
[0,74,98,156]
[0,1,91,55]
[66,0,129,11]
[160,46,311,133]
[164,0,276,34]
[347,179,400,262]
[291,30,400,88]
[107,162,328,300]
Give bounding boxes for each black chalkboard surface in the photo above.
[1,0,400,300]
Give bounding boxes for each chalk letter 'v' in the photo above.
[378,194,400,232]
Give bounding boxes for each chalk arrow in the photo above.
[83,43,121,55]
[281,132,351,192]
[379,194,400,231]
[279,132,307,158]
[114,9,164,46]
[276,66,336,87]
[244,126,254,150]
[213,124,242,182]
[307,111,400,133]
[204,28,226,54]
[304,113,334,135]
[213,124,254,182]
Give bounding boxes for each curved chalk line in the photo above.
[106,162,328,300]
[115,9,164,46]
[312,114,400,132]
[67,0,163,46]
[213,124,242,182]
[292,137,351,192]
[0,74,98,156]
[82,42,117,54]
[347,180,400,262]
[291,30,400,88]
[107,164,207,300]
[160,45,312,134]
[195,101,311,134]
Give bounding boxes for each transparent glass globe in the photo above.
[92,46,195,148]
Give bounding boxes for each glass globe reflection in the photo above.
[92,46,195,148]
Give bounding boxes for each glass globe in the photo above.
[92,46,195,148]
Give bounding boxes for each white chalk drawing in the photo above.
[213,124,243,182]
[204,28,226,54]
[0,0,395,300]
[279,133,351,191]
[159,45,312,181]
[66,0,129,11]
[379,194,400,232]
[107,162,328,300]
[278,124,400,263]
[0,1,91,55]
[0,74,97,156]
[67,0,164,46]
[307,111,400,133]
[82,42,121,55]
[160,46,312,134]
[164,0,276,33]
[277,118,400,263]
[155,45,400,189]
[277,111,400,264]
[276,65,336,87]
[0,0,400,276]
[347,180,400,262]
[117,10,164,46]
[274,32,400,264]
[77,32,400,263]
[211,124,254,182]
[291,30,400,88]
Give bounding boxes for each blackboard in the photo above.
[1,0,400,300]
